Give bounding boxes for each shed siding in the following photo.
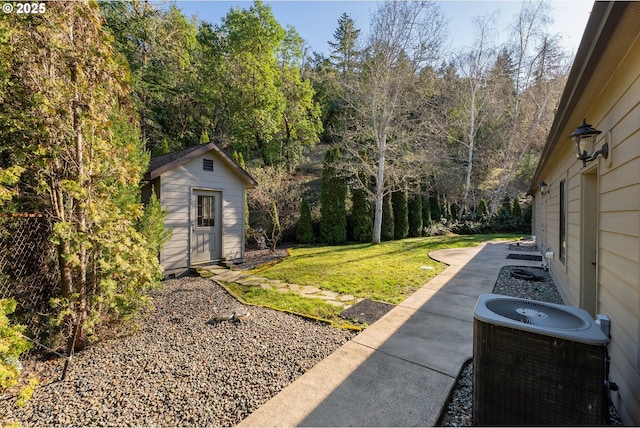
[532,35,640,424]
[158,151,247,274]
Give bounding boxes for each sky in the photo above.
[174,0,595,57]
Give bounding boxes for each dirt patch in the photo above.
[339,299,394,325]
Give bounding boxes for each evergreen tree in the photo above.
[429,196,442,222]
[3,1,167,351]
[392,188,409,240]
[381,192,394,241]
[408,194,423,237]
[351,187,372,242]
[320,146,347,244]
[296,198,314,244]
[422,195,432,227]
[476,198,489,220]
[499,195,512,215]
[512,197,524,230]
[328,12,362,78]
[450,203,459,221]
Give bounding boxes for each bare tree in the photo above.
[439,14,498,219]
[339,0,447,244]
[488,1,570,216]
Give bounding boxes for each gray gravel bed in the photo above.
[439,265,622,426]
[1,276,356,427]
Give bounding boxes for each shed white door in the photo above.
[191,190,222,264]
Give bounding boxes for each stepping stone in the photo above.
[300,285,321,295]
[207,268,229,275]
[326,300,346,307]
[216,272,245,282]
[288,284,300,291]
[313,294,337,301]
[320,290,339,299]
[340,294,355,302]
[260,284,272,291]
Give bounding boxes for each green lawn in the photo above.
[250,233,521,304]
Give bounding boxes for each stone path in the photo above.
[196,267,363,309]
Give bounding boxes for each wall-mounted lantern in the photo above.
[570,119,607,167]
[539,181,549,196]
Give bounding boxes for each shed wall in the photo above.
[159,151,247,274]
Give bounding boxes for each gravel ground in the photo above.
[439,265,622,426]
[1,276,356,427]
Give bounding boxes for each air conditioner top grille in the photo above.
[474,294,608,345]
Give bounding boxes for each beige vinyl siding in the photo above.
[532,29,640,424]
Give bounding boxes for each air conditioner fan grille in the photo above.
[485,299,588,329]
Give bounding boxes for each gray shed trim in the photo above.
[147,142,257,188]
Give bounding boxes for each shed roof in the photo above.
[147,142,258,188]
[528,1,638,195]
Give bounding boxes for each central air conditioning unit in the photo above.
[473,294,609,426]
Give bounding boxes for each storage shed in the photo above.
[143,142,257,276]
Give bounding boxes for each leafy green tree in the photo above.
[100,1,202,153]
[217,1,285,165]
[277,26,323,170]
[392,188,409,240]
[4,1,166,351]
[408,194,423,237]
[320,146,347,244]
[296,198,314,244]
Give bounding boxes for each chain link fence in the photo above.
[0,214,60,350]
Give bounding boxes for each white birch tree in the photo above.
[340,0,446,244]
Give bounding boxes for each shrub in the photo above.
[476,198,488,220]
[429,196,441,222]
[408,194,423,237]
[421,195,432,226]
[392,189,408,240]
[320,146,347,244]
[1,299,32,391]
[296,198,314,244]
[351,188,372,242]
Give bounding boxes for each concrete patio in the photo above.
[238,240,545,427]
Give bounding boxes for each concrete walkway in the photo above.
[238,240,545,427]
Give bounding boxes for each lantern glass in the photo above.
[575,134,596,160]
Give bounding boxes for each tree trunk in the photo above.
[371,147,386,244]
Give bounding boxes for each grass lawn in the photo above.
[250,233,522,305]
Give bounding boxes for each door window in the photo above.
[197,195,215,227]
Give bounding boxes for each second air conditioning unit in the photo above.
[473,294,609,426]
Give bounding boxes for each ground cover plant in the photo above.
[249,234,521,305]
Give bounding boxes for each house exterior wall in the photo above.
[158,151,247,275]
[532,34,640,424]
